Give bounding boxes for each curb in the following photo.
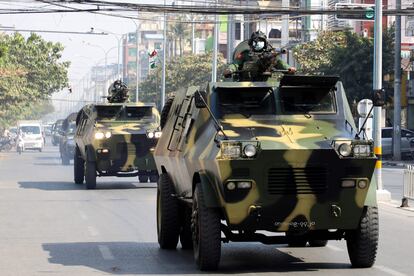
[380,200,414,212]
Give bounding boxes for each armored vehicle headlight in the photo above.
[104,131,111,139]
[94,132,105,139]
[341,179,356,188]
[243,144,257,158]
[237,181,252,189]
[154,131,162,138]
[147,132,154,138]
[226,182,236,190]
[221,143,241,159]
[353,144,371,157]
[338,143,352,157]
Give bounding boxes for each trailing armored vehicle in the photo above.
[74,81,161,189]
[59,112,77,165]
[154,75,378,270]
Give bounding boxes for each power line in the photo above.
[0,28,108,35]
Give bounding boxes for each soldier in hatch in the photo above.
[224,31,296,81]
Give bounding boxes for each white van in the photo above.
[17,121,44,152]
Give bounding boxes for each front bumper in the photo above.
[209,149,376,232]
[23,141,43,149]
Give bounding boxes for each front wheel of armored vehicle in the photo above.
[85,154,97,189]
[74,147,84,184]
[308,240,328,247]
[157,173,180,249]
[192,185,221,271]
[346,206,379,268]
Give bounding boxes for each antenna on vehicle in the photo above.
[195,90,228,140]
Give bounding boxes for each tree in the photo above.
[139,52,226,108]
[0,33,69,128]
[293,29,394,105]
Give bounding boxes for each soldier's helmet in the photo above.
[248,31,268,52]
[107,80,129,103]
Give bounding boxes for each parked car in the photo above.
[381,127,414,158]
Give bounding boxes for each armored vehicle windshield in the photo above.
[95,105,156,121]
[217,87,275,118]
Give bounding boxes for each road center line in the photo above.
[375,265,407,276]
[98,245,115,260]
[87,226,99,237]
[326,244,344,252]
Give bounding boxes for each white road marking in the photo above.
[78,211,88,220]
[98,245,115,260]
[326,244,344,252]
[375,265,407,276]
[87,226,99,237]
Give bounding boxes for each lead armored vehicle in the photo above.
[154,75,378,270]
[74,81,161,189]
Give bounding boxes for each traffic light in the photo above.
[335,4,375,21]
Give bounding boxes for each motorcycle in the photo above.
[0,136,13,152]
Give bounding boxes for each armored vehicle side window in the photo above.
[125,106,153,120]
[217,87,276,118]
[279,87,336,114]
[95,106,122,120]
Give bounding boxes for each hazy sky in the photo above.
[0,1,166,85]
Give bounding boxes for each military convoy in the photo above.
[73,81,161,189]
[153,75,378,270]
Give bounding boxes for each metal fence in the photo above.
[403,164,414,200]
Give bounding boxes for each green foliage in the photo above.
[0,33,69,128]
[293,30,394,104]
[139,52,226,107]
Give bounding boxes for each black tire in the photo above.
[192,184,221,271]
[160,96,175,129]
[157,173,180,249]
[308,239,328,247]
[287,233,307,247]
[85,153,96,189]
[346,206,379,268]
[38,148,42,152]
[139,175,149,183]
[74,147,84,184]
[149,174,159,183]
[180,205,193,250]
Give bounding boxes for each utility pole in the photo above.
[373,0,390,201]
[212,0,218,82]
[227,14,234,63]
[161,0,167,109]
[281,0,289,62]
[393,0,402,161]
[135,23,140,102]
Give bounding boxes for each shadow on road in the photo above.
[42,242,350,274]
[18,181,84,190]
[18,181,156,191]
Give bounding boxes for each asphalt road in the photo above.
[0,142,413,276]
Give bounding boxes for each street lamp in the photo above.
[131,20,140,102]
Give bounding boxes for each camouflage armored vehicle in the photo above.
[74,80,161,189]
[59,112,78,165]
[154,75,378,270]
